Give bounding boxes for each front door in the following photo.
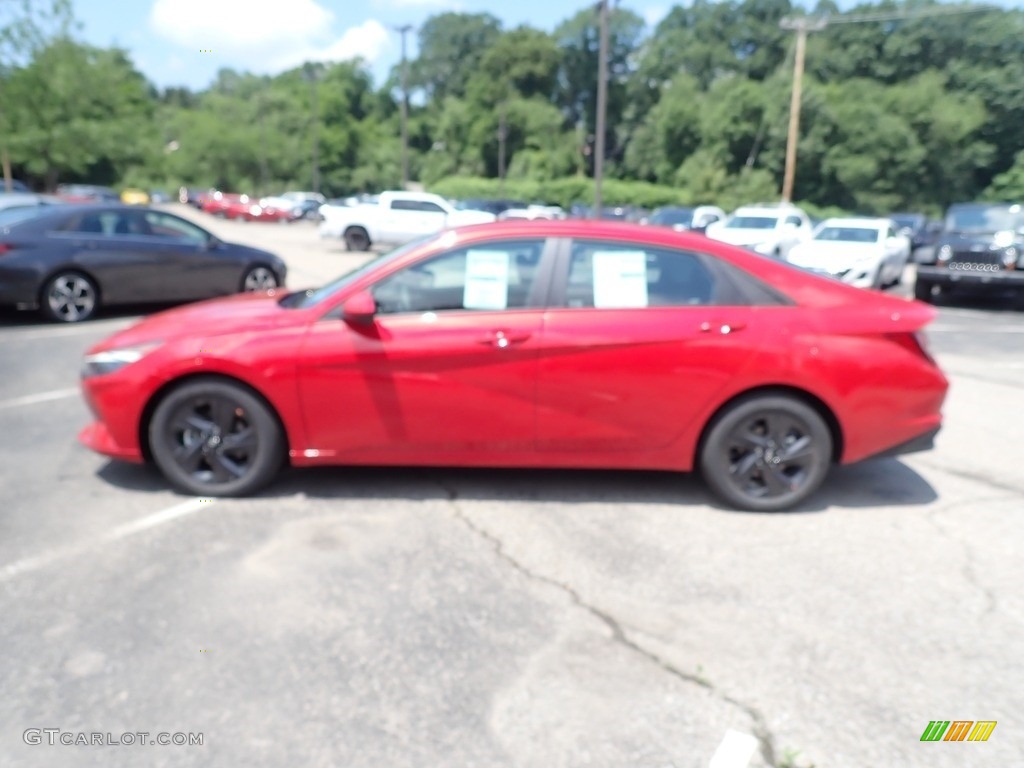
[297,238,553,462]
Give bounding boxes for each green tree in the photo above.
[3,39,155,189]
[410,13,503,101]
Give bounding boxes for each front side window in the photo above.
[371,239,544,314]
[564,241,717,308]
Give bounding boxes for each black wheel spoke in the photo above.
[732,426,769,451]
[765,413,793,445]
[221,427,255,453]
[210,397,236,433]
[780,435,814,464]
[173,440,205,474]
[175,413,215,434]
[730,452,759,482]
[762,464,793,495]
[210,451,246,482]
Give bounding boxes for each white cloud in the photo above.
[149,0,334,49]
[149,0,392,78]
[371,0,464,9]
[268,20,392,71]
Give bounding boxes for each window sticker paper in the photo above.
[592,250,648,308]
[463,250,510,310]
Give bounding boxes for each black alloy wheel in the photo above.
[41,271,99,323]
[699,395,832,512]
[344,226,370,251]
[148,379,284,496]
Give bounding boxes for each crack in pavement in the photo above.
[914,459,1024,497]
[923,495,1010,617]
[435,481,778,768]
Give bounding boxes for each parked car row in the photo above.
[181,187,326,224]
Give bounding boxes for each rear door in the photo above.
[55,209,165,304]
[535,239,770,457]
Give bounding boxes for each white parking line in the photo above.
[933,325,1024,335]
[708,730,758,768]
[0,498,213,582]
[0,387,80,410]
[0,321,134,341]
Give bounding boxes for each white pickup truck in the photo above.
[318,191,497,251]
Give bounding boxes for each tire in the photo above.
[699,395,833,512]
[148,378,284,497]
[40,271,99,322]
[914,277,936,302]
[344,226,371,251]
[240,265,279,292]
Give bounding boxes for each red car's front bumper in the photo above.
[78,377,147,463]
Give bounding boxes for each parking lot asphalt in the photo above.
[1,208,1022,767]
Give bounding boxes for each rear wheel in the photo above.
[240,265,279,292]
[344,226,370,251]
[40,271,99,323]
[148,379,284,497]
[699,395,832,512]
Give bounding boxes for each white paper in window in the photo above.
[592,250,648,308]
[463,250,510,310]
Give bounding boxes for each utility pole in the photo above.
[303,63,321,194]
[394,24,414,190]
[497,99,507,196]
[593,0,609,218]
[779,16,826,203]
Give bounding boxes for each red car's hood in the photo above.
[88,291,301,353]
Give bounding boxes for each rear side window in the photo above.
[564,241,718,308]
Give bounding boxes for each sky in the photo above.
[75,0,1018,94]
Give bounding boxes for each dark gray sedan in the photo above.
[0,205,287,322]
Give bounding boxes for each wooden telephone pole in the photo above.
[779,16,826,203]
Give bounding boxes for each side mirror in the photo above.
[342,290,377,323]
[204,236,222,250]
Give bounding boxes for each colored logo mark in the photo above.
[920,721,997,742]
[200,49,213,53]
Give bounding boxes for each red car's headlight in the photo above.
[81,341,163,378]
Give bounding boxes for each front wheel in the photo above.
[699,395,833,512]
[148,379,284,497]
[914,277,938,302]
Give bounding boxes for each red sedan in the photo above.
[200,192,244,217]
[78,220,948,511]
[224,198,292,223]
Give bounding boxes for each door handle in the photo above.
[700,321,746,334]
[479,330,531,348]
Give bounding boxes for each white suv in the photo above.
[705,203,814,258]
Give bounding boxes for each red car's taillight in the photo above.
[885,330,937,366]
